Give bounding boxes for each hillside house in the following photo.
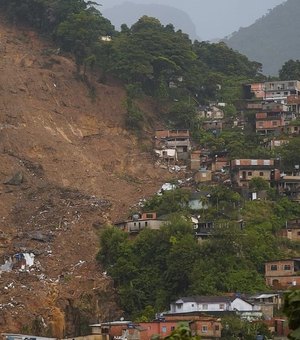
[169,296,256,314]
[277,175,300,202]
[164,314,221,338]
[91,317,221,340]
[266,139,289,149]
[264,80,300,103]
[287,94,300,113]
[194,168,212,183]
[114,212,165,234]
[246,102,263,110]
[197,105,224,120]
[155,149,177,164]
[202,120,223,134]
[211,154,229,172]
[249,294,281,319]
[243,83,265,100]
[90,321,144,340]
[194,221,214,241]
[284,121,300,135]
[261,101,289,112]
[155,129,191,160]
[139,315,221,339]
[255,112,285,135]
[265,258,300,288]
[190,150,201,170]
[278,219,300,241]
[255,109,295,136]
[230,159,280,188]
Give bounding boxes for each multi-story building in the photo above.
[255,111,286,135]
[265,259,300,288]
[243,83,265,100]
[255,102,295,135]
[264,80,300,103]
[230,159,280,188]
[155,129,191,160]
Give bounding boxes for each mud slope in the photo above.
[0,19,172,336]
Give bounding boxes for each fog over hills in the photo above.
[224,0,300,75]
[98,0,285,40]
[102,2,199,40]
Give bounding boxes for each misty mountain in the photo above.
[102,1,199,40]
[224,0,300,75]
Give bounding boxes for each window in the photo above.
[101,328,109,334]
[271,264,278,271]
[202,304,208,310]
[202,326,208,333]
[251,160,258,165]
[146,213,153,219]
[248,171,252,176]
[219,304,225,310]
[215,325,220,331]
[171,327,175,331]
[260,172,264,176]
[297,231,300,236]
[284,265,291,270]
[272,121,278,126]
[162,326,167,333]
[191,304,194,307]
[145,221,148,227]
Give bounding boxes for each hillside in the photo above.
[102,1,199,40]
[224,0,300,75]
[0,18,173,336]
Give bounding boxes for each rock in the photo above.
[28,231,53,243]
[4,172,23,186]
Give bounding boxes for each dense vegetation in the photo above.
[98,190,300,320]
[283,290,300,340]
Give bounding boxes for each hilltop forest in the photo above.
[1,0,300,334]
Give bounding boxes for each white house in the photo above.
[169,296,257,314]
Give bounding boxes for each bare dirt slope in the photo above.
[0,19,172,337]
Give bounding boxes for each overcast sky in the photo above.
[99,0,286,40]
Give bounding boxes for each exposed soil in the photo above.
[0,18,175,337]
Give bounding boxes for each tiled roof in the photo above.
[175,296,231,304]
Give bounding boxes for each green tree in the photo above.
[249,177,269,191]
[56,7,114,71]
[283,290,300,340]
[279,59,300,81]
[279,137,300,171]
[164,325,201,340]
